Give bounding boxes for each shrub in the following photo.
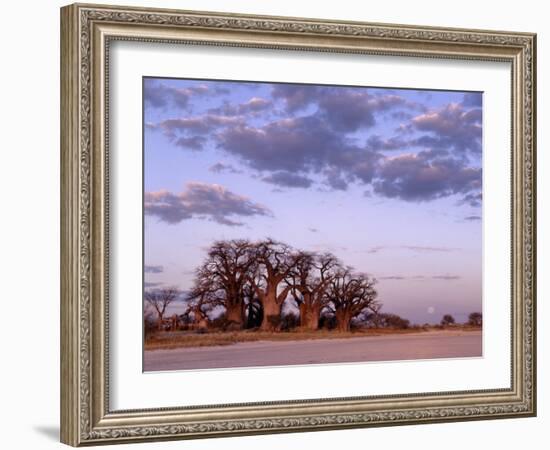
[467,312,482,326]
[319,314,337,330]
[280,313,300,331]
[382,313,410,329]
[440,314,456,326]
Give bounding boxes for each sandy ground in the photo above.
[144,330,482,371]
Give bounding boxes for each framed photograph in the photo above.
[60,3,536,446]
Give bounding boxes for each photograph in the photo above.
[142,77,484,372]
[58,2,536,446]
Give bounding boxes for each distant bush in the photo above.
[441,314,456,326]
[467,312,482,326]
[358,313,409,329]
[381,313,410,329]
[280,313,300,331]
[319,313,337,330]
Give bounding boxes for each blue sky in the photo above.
[143,77,482,324]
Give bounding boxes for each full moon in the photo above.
[427,307,435,314]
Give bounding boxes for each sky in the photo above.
[143,77,482,324]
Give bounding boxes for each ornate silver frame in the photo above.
[60,3,536,446]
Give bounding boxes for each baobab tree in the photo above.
[184,238,386,333]
[190,239,255,327]
[249,239,296,330]
[287,251,340,330]
[144,287,179,330]
[325,267,378,332]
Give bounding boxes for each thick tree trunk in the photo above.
[299,303,308,327]
[260,290,281,331]
[300,303,320,330]
[335,311,352,332]
[225,303,243,327]
[307,305,321,330]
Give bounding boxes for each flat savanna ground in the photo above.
[144,327,482,371]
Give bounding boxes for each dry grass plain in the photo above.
[145,325,482,351]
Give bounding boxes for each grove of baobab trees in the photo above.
[181,238,380,332]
